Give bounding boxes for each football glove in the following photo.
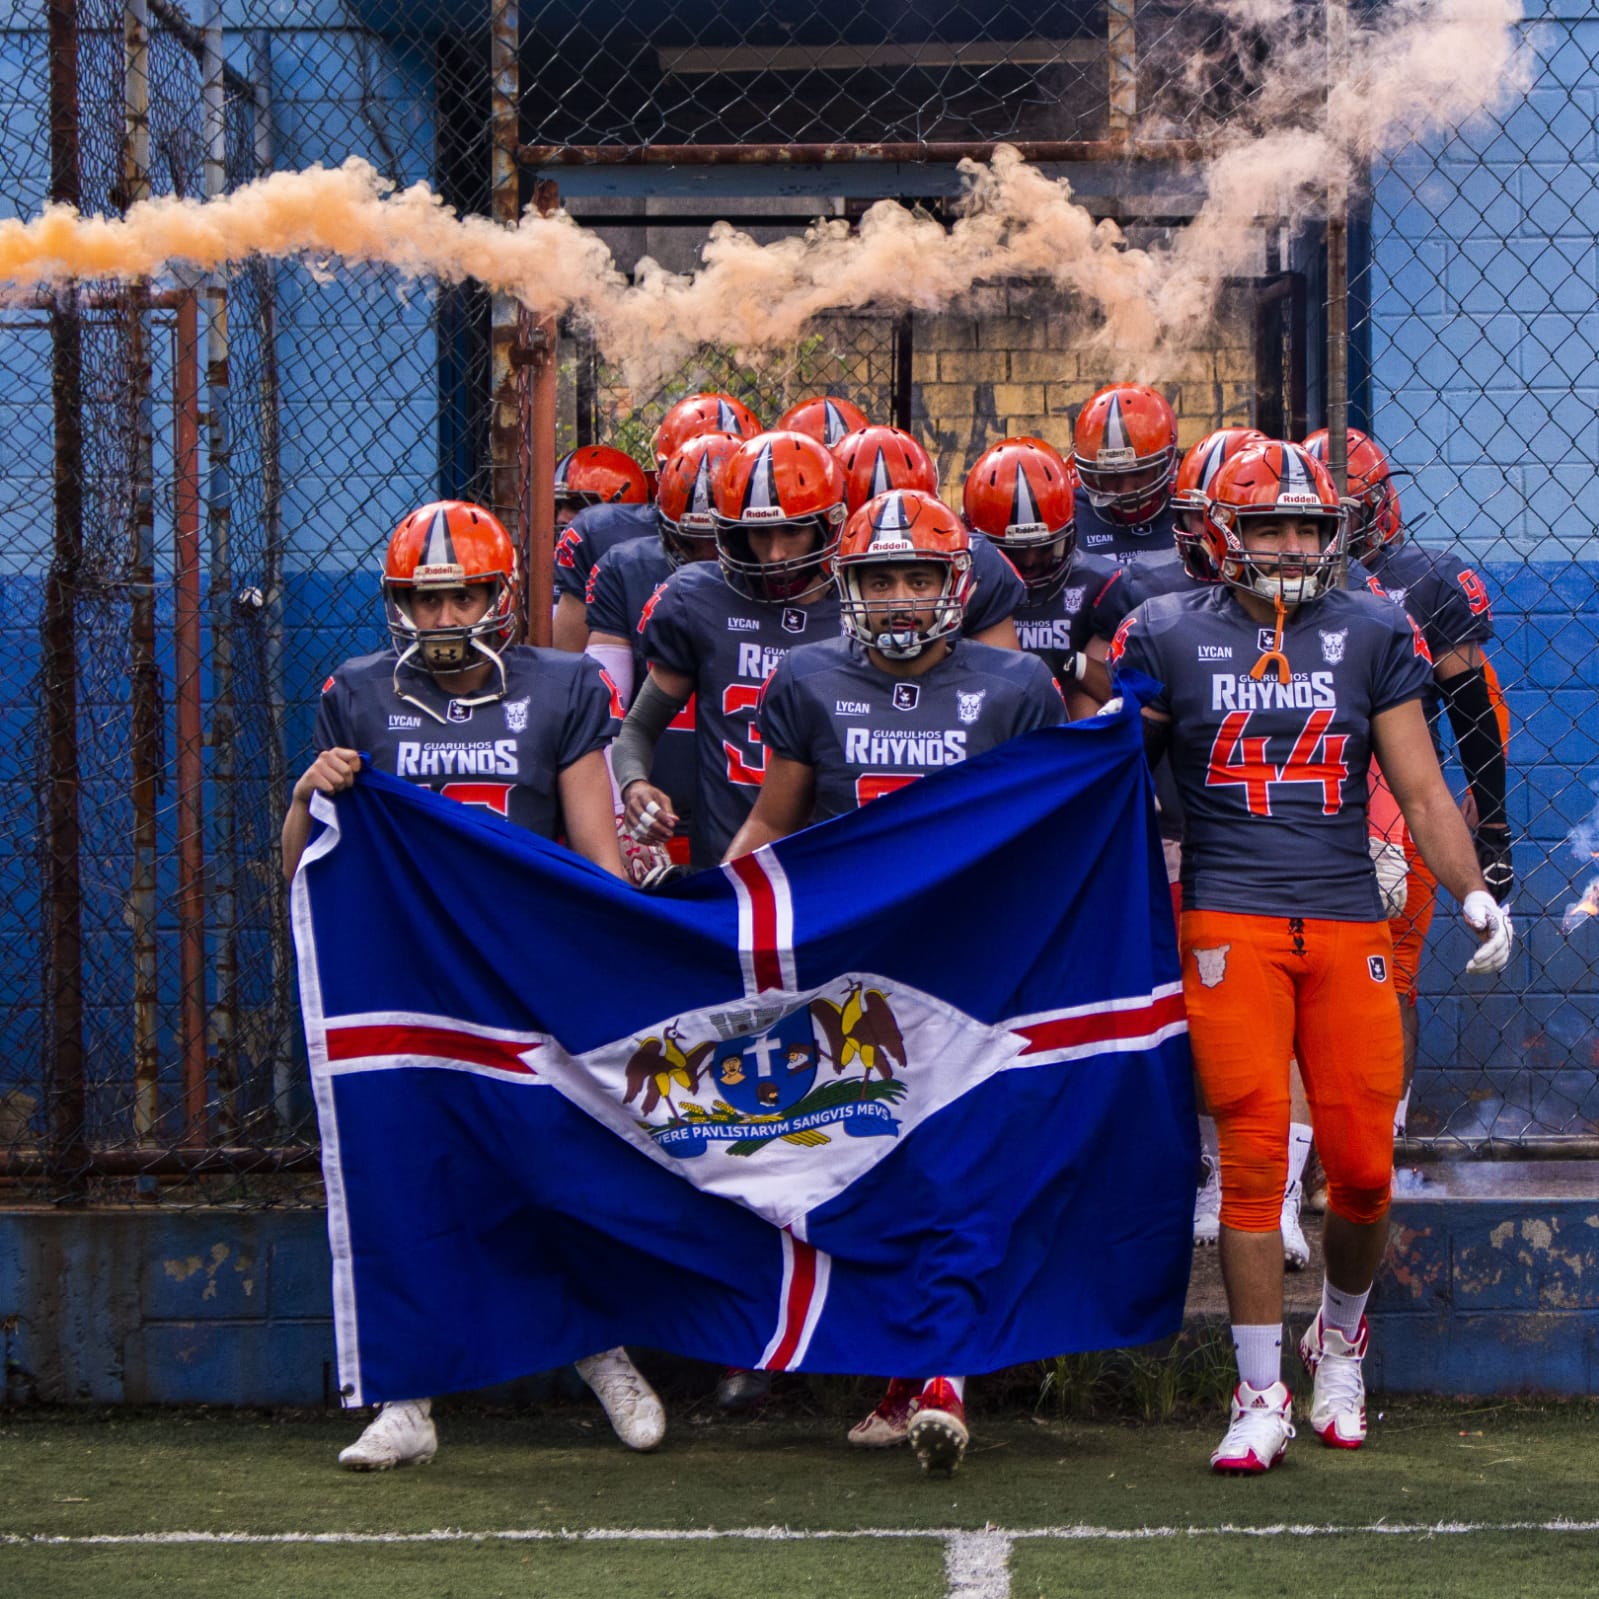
[640,861,694,893]
[1462,889,1513,976]
[1368,835,1409,920]
[1473,823,1513,903]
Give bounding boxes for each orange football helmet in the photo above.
[1303,427,1404,565]
[776,395,871,447]
[835,489,972,659]
[382,501,520,716]
[1186,442,1348,603]
[1173,427,1269,533]
[1072,383,1178,524]
[655,431,742,567]
[834,424,940,513]
[651,392,762,469]
[552,446,650,518]
[962,438,1078,602]
[713,430,849,604]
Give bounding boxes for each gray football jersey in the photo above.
[641,542,1025,866]
[1111,586,1433,920]
[554,502,659,601]
[758,636,1066,823]
[1072,486,1180,567]
[1011,551,1120,686]
[314,646,618,837]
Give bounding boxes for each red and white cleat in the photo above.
[1210,1380,1295,1474]
[1299,1310,1369,1449]
[847,1378,921,1448]
[907,1378,969,1476]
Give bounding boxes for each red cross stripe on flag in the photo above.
[324,1018,543,1077]
[1010,983,1187,1062]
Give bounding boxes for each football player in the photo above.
[611,430,1027,874]
[1305,427,1513,1149]
[724,488,1066,1475]
[551,443,654,652]
[776,393,871,447]
[1071,382,1181,566]
[962,437,1117,714]
[281,500,666,1470]
[834,423,940,513]
[1110,443,1512,1474]
[585,431,744,875]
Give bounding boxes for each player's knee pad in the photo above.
[1324,1175,1392,1226]
[1214,1123,1290,1232]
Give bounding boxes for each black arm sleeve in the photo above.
[1439,666,1508,830]
[1140,714,1172,772]
[612,673,692,794]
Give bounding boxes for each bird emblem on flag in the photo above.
[626,981,909,1159]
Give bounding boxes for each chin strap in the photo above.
[391,636,508,724]
[1249,593,1292,686]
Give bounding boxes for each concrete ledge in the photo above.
[3,1169,1596,1404]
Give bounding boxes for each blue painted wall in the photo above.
[1370,5,1599,1140]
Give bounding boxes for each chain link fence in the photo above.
[0,0,1592,1201]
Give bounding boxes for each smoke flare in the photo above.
[0,0,1531,388]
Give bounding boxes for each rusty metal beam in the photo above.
[173,290,207,1139]
[45,0,86,1194]
[518,139,1206,169]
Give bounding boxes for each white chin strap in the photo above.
[1250,571,1320,605]
[391,634,508,724]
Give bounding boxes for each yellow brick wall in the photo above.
[910,285,1256,497]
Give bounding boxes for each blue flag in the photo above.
[293,700,1195,1405]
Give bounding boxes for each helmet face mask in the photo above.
[713,431,848,605]
[382,502,520,720]
[835,489,972,659]
[962,438,1078,602]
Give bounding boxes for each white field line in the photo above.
[946,1530,1015,1599]
[4,1519,1599,1547]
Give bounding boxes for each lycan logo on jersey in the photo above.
[892,683,920,711]
[957,689,986,725]
[1319,628,1348,665]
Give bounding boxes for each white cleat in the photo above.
[1299,1311,1369,1449]
[1281,1179,1310,1272]
[1194,1159,1221,1247]
[1210,1380,1295,1474]
[338,1399,437,1471]
[574,1347,666,1452]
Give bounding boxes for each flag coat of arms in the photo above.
[294,701,1194,1405]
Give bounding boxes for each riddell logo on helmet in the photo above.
[1095,447,1137,467]
[414,563,465,583]
[742,505,785,522]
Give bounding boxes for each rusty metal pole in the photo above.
[1107,0,1138,144]
[489,0,524,609]
[173,292,207,1133]
[45,0,86,1191]
[203,0,234,1139]
[525,180,559,648]
[124,0,163,1146]
[1325,0,1350,496]
[251,28,294,1134]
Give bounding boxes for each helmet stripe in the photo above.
[690,452,715,514]
[1199,435,1230,490]
[1103,395,1130,453]
[823,400,849,445]
[420,506,458,570]
[869,447,893,497]
[716,398,737,432]
[1010,466,1042,530]
[1281,445,1311,495]
[743,443,780,511]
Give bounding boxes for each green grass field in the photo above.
[2,1399,1596,1598]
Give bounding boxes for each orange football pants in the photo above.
[1180,909,1403,1231]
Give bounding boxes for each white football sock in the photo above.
[1393,1087,1412,1140]
[1321,1280,1370,1340]
[1199,1114,1219,1171]
[1287,1123,1313,1189]
[1231,1323,1283,1392]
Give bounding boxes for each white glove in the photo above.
[1368,836,1409,919]
[1462,888,1514,975]
[1095,696,1124,718]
